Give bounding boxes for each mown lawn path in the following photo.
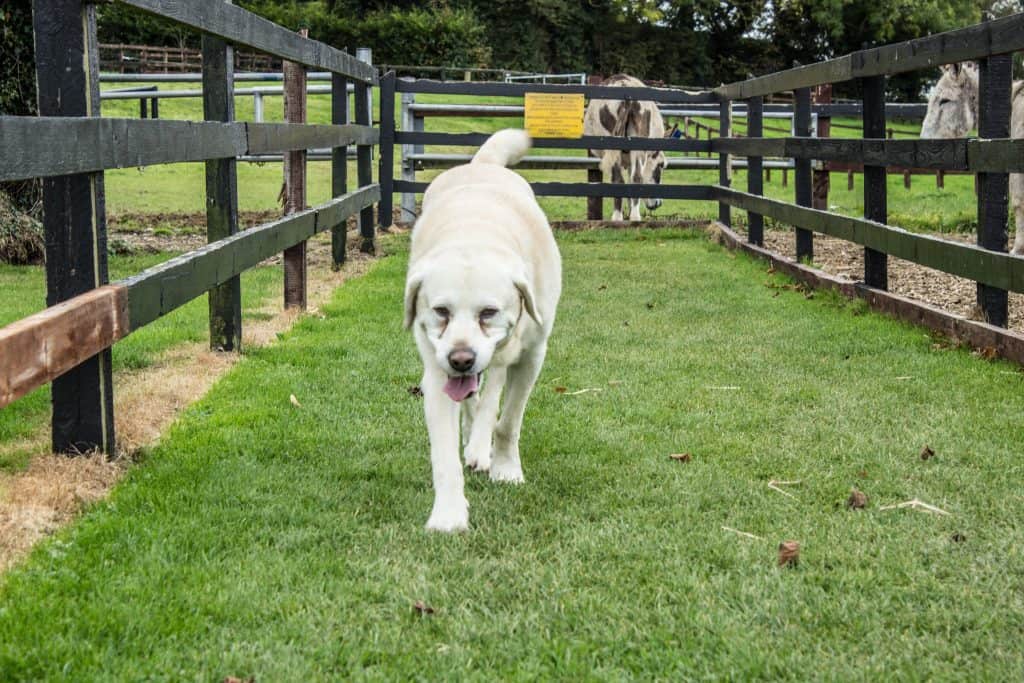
[1,229,1022,680]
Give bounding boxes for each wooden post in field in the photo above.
[378,71,396,231]
[862,75,888,290]
[976,55,1012,327]
[355,48,375,253]
[331,70,349,268]
[794,87,813,261]
[32,0,115,454]
[718,98,732,227]
[283,29,308,309]
[812,84,831,213]
[746,96,764,245]
[202,12,242,352]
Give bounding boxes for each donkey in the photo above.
[584,74,671,221]
[920,62,1024,254]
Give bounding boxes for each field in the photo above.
[2,229,1023,679]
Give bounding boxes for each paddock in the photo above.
[2,2,1024,678]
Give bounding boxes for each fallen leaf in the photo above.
[413,600,436,615]
[598,284,607,291]
[554,386,567,394]
[920,445,935,461]
[407,385,423,398]
[289,394,302,408]
[645,302,655,309]
[669,453,692,463]
[858,469,868,478]
[846,488,868,509]
[222,678,254,683]
[778,540,800,568]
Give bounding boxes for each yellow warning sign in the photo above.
[524,92,585,139]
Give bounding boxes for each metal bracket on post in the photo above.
[33,0,115,454]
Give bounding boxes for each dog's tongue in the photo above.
[443,374,479,402]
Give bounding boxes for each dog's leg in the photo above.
[491,344,546,484]
[464,366,507,472]
[421,367,469,532]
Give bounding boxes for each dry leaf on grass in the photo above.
[669,453,692,463]
[553,386,567,394]
[778,540,800,567]
[289,394,302,408]
[413,600,436,615]
[847,488,868,509]
[222,677,254,683]
[920,445,935,461]
[407,385,423,398]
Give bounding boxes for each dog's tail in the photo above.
[472,129,532,167]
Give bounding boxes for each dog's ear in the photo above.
[403,269,424,330]
[514,274,543,327]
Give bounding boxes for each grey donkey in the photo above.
[920,62,1024,255]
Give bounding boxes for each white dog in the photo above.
[404,129,562,532]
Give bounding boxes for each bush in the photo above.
[0,191,44,266]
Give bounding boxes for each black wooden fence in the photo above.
[4,5,1024,456]
[0,0,379,454]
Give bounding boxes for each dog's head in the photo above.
[404,250,541,402]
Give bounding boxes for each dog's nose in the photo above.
[448,348,476,373]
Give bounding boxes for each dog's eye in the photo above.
[479,307,499,321]
[433,306,450,319]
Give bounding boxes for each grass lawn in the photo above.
[0,256,283,472]
[1,229,1022,679]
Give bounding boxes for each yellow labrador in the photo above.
[404,130,562,532]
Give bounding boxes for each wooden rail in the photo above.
[1,0,380,453]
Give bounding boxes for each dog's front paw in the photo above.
[425,499,469,533]
[489,457,524,484]
[464,445,492,473]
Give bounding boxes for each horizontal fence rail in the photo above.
[0,117,378,181]
[396,78,716,103]
[393,180,714,200]
[714,187,1024,293]
[718,13,1024,99]
[0,186,379,410]
[119,0,377,83]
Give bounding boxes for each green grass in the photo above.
[2,230,1022,680]
[0,254,283,472]
[99,84,978,232]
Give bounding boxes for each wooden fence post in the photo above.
[863,75,888,290]
[331,71,349,269]
[718,98,732,227]
[378,71,396,231]
[976,54,1012,327]
[746,96,764,245]
[355,49,375,253]
[812,84,831,213]
[282,29,308,309]
[202,20,242,351]
[794,87,813,261]
[32,0,115,454]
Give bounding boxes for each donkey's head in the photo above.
[920,62,979,139]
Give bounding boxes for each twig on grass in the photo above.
[879,498,950,515]
[768,479,801,500]
[565,388,603,396]
[722,526,764,541]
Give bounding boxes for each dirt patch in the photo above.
[759,228,1024,333]
[108,210,282,254]
[0,225,383,573]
